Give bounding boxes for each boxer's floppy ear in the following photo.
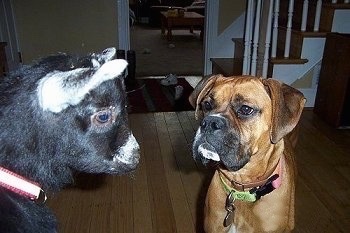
[262,78,306,144]
[189,74,222,119]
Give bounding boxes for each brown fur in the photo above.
[189,75,306,232]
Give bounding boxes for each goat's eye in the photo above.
[96,110,111,123]
[237,105,254,116]
[202,101,212,111]
[91,107,116,129]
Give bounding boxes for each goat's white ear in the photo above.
[37,59,128,113]
[97,47,116,62]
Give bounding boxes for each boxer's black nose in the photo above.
[201,115,227,132]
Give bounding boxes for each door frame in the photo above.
[117,0,130,51]
[0,0,21,71]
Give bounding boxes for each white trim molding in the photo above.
[117,0,130,51]
[204,0,219,75]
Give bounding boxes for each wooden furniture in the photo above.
[314,33,350,128]
[160,11,204,41]
[0,42,8,77]
[149,6,184,27]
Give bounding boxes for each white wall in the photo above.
[12,0,118,63]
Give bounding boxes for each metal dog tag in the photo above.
[224,191,235,227]
[224,208,235,227]
[225,190,235,207]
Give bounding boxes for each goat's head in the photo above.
[0,48,140,190]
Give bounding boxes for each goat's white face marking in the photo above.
[37,58,128,113]
[114,134,140,164]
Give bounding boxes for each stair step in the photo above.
[232,38,244,59]
[232,38,243,45]
[293,30,328,37]
[277,27,327,58]
[211,58,243,76]
[270,57,308,65]
[279,26,328,37]
[323,2,350,10]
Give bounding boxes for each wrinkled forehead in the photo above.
[211,78,271,107]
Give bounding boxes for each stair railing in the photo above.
[243,0,279,77]
[242,0,350,78]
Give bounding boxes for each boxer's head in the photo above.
[189,75,306,171]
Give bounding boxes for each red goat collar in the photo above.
[0,166,47,203]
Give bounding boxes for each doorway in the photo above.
[118,1,219,77]
[118,1,220,113]
[129,1,205,78]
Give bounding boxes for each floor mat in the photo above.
[127,78,194,113]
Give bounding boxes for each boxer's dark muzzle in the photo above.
[193,115,250,171]
[200,115,228,133]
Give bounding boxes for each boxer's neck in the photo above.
[226,140,284,185]
[218,154,284,192]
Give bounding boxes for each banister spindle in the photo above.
[284,0,294,58]
[301,0,309,31]
[243,0,254,75]
[271,0,280,58]
[251,0,262,76]
[262,0,274,77]
[313,0,322,32]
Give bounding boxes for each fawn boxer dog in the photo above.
[189,75,305,233]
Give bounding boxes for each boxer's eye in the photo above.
[202,101,212,111]
[238,105,254,116]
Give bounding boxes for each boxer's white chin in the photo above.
[198,144,220,161]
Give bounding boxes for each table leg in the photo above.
[167,26,172,41]
[161,19,165,34]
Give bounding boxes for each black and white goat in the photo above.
[0,47,140,233]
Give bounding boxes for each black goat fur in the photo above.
[0,48,140,232]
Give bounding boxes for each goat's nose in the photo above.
[200,115,227,132]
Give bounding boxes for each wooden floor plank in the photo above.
[154,112,195,233]
[294,178,341,233]
[176,111,197,144]
[162,112,210,232]
[185,111,200,132]
[141,113,177,233]
[129,114,153,233]
[294,110,350,232]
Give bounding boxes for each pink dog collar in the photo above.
[0,166,47,203]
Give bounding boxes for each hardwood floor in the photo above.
[47,110,350,233]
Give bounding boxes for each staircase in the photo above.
[211,0,350,107]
